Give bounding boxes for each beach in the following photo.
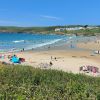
[0,35,100,77]
[16,49,100,75]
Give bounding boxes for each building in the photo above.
[55,27,84,32]
[55,28,66,32]
[55,26,99,32]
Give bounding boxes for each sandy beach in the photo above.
[0,36,100,76]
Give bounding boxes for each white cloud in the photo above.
[40,15,62,20]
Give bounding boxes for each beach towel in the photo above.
[11,56,20,63]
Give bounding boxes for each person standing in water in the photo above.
[23,48,24,51]
[21,48,24,52]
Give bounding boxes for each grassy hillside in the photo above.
[0,26,100,36]
[0,64,100,100]
[0,26,57,33]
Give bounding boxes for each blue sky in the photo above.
[0,0,100,26]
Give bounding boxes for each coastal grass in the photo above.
[0,64,100,100]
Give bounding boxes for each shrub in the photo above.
[0,65,100,99]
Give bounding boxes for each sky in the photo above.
[0,0,100,26]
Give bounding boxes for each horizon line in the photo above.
[0,24,100,27]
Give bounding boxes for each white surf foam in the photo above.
[26,39,62,50]
[13,40,25,43]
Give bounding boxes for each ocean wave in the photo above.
[12,40,25,43]
[26,39,62,50]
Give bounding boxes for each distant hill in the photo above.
[0,25,100,36]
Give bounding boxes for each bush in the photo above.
[0,65,100,99]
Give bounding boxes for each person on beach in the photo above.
[83,66,87,72]
[92,67,96,73]
[55,57,57,61]
[70,44,73,48]
[21,48,24,52]
[23,48,24,51]
[48,46,50,49]
[98,50,99,54]
[51,56,52,60]
[49,61,53,66]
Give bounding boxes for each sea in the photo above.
[0,32,95,52]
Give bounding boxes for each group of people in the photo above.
[0,54,5,59]
[51,56,57,61]
[49,56,58,66]
[80,65,99,74]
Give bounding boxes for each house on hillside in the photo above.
[55,26,99,32]
[55,28,66,32]
[55,27,84,32]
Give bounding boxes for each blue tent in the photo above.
[11,56,20,63]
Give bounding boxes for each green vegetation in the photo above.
[0,64,100,99]
[64,28,100,36]
[0,25,100,36]
[0,26,57,33]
